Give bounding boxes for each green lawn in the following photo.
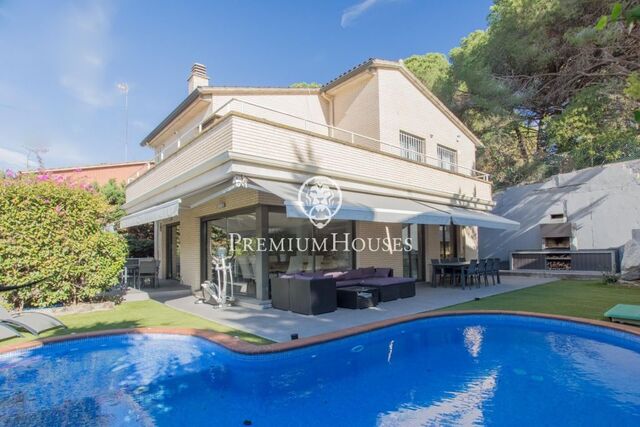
[1,300,271,347]
[5,280,639,349]
[441,279,640,321]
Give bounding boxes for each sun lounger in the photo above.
[604,304,640,326]
[0,323,22,341]
[0,306,66,335]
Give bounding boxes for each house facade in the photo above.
[121,59,517,303]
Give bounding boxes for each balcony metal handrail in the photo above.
[127,98,490,184]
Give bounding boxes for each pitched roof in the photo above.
[140,58,483,147]
[322,58,483,147]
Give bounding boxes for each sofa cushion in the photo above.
[360,267,376,278]
[308,271,327,278]
[339,269,365,281]
[323,271,347,280]
[373,268,392,278]
[335,279,364,288]
[361,277,415,286]
[279,273,314,281]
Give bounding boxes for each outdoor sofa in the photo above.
[271,267,416,315]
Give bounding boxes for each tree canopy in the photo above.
[405,0,640,188]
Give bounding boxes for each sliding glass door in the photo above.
[402,224,424,281]
[199,207,355,299]
[267,209,353,275]
[202,212,258,298]
[166,224,180,280]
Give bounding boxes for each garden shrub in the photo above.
[96,179,154,258]
[0,171,128,308]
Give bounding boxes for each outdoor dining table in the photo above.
[437,261,471,289]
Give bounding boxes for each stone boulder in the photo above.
[621,230,640,281]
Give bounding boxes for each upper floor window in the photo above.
[399,131,425,162]
[437,145,458,172]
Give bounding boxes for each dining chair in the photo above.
[124,258,140,289]
[492,258,501,284]
[430,259,443,287]
[441,260,459,287]
[464,259,479,288]
[138,259,159,288]
[478,259,489,286]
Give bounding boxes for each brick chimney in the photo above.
[187,63,209,93]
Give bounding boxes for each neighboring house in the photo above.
[479,159,640,265]
[121,59,517,301]
[25,161,153,186]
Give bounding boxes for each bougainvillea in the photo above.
[0,171,128,308]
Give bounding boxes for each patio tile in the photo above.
[164,276,556,342]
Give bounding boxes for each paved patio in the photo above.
[159,276,555,342]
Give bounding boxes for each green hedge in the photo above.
[0,171,128,308]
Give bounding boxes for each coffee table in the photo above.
[336,286,379,309]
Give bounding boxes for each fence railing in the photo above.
[127,98,490,184]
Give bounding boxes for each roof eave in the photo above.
[140,88,205,147]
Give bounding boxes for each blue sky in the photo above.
[0,0,492,171]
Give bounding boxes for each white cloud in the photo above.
[341,0,385,28]
[0,146,28,170]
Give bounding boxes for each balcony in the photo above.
[125,99,492,206]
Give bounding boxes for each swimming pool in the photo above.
[1,314,639,426]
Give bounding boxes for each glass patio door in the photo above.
[202,213,258,298]
[166,224,180,280]
[402,224,424,281]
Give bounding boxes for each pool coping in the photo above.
[2,310,639,355]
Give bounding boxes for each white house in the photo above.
[121,59,517,303]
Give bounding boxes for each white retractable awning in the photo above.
[251,178,518,227]
[251,178,450,225]
[120,199,181,228]
[420,202,521,231]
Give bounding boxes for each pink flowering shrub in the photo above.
[0,171,127,308]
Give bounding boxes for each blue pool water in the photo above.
[1,315,639,426]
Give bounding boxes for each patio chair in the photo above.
[463,259,479,288]
[440,260,460,287]
[492,258,501,284]
[0,323,22,341]
[138,259,159,288]
[123,258,140,289]
[478,259,490,287]
[430,259,444,287]
[0,306,66,335]
[486,258,499,285]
